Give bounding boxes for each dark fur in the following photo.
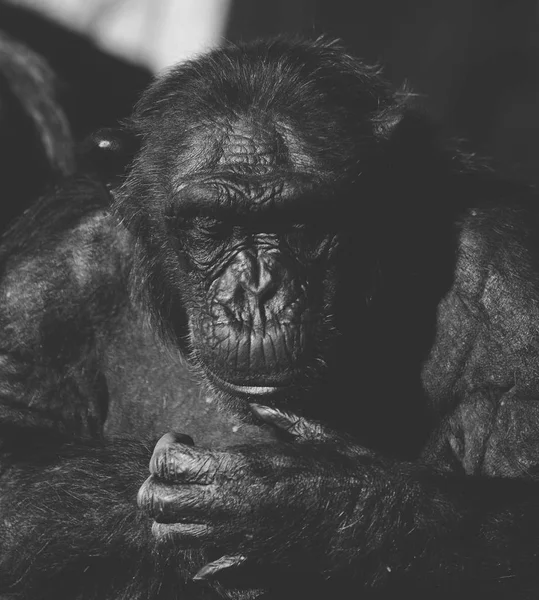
[0,37,538,599]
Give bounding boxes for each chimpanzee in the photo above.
[0,30,74,227]
[1,36,539,600]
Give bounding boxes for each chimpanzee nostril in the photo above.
[238,252,280,303]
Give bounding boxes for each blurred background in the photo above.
[2,0,539,184]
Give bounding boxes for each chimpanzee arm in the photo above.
[0,437,162,598]
[0,422,209,599]
[0,175,127,439]
[0,178,208,599]
[139,408,539,598]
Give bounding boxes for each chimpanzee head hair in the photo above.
[131,37,411,189]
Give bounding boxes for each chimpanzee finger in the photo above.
[193,554,248,581]
[137,475,215,522]
[250,404,330,442]
[150,433,230,483]
[250,404,374,459]
[151,521,212,546]
[152,431,195,452]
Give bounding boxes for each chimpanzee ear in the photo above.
[372,105,406,141]
[77,127,140,186]
[373,103,442,169]
[371,81,433,144]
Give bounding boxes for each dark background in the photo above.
[226,0,539,184]
[2,0,539,183]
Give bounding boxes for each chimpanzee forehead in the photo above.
[217,118,287,174]
[171,119,341,213]
[168,112,325,182]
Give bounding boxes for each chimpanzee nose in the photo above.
[239,252,279,303]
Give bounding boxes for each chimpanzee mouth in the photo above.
[202,366,293,399]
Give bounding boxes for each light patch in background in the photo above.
[5,0,232,71]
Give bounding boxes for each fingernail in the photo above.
[250,403,275,420]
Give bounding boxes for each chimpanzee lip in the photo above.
[203,366,292,398]
[219,381,282,396]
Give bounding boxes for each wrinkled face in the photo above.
[173,200,337,401]
[138,114,344,404]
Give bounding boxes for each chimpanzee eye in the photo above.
[168,213,227,236]
[195,217,232,239]
[285,222,331,260]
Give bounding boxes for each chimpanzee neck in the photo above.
[101,302,278,448]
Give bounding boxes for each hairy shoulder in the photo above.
[0,176,132,342]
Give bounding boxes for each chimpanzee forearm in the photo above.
[330,461,539,597]
[251,458,539,597]
[143,425,539,598]
[0,438,207,600]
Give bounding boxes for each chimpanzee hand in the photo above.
[137,405,381,581]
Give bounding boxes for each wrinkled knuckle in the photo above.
[150,443,177,479]
[137,477,173,521]
[163,446,177,478]
[149,447,163,477]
